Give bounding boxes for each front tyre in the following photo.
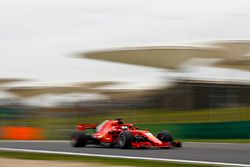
[156,130,173,142]
[118,131,134,149]
[71,132,88,147]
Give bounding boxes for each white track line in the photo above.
[0,147,250,167]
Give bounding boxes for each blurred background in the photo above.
[1,0,250,141]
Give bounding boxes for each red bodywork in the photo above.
[77,120,181,148]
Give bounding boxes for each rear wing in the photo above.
[77,124,97,131]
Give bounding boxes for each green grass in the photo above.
[4,107,250,125]
[0,151,216,167]
[108,107,250,124]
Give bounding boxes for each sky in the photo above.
[1,0,250,89]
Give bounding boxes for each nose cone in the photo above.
[144,132,162,145]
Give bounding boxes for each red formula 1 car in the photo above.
[71,119,181,149]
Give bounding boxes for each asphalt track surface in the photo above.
[0,141,250,166]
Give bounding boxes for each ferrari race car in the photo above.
[71,119,181,149]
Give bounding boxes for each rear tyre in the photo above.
[71,132,88,147]
[156,130,173,142]
[118,131,134,149]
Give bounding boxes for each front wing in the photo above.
[131,141,182,148]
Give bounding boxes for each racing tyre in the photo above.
[71,132,88,147]
[156,130,173,142]
[118,131,134,149]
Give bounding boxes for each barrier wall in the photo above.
[139,121,250,139]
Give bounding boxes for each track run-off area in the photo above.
[0,141,250,167]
